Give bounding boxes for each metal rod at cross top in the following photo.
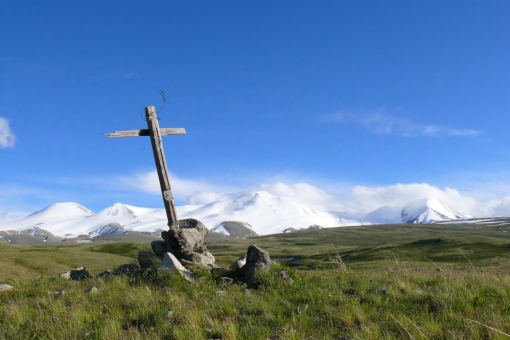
[105,106,185,229]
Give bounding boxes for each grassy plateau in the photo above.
[0,223,509,339]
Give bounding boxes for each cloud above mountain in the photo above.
[185,181,510,219]
[0,117,16,148]
[118,170,237,203]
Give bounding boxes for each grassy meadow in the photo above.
[0,223,509,339]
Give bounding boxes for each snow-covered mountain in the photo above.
[0,194,473,241]
[366,198,468,224]
[179,191,364,235]
[0,191,365,239]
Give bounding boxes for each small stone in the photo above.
[96,269,115,279]
[244,245,271,288]
[0,284,14,292]
[233,280,248,288]
[277,271,294,283]
[216,277,234,286]
[50,290,66,296]
[89,286,99,294]
[115,264,140,275]
[61,267,90,280]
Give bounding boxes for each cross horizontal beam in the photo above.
[104,128,186,137]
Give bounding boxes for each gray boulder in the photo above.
[203,251,215,263]
[138,250,160,268]
[244,245,271,288]
[182,252,215,266]
[151,240,171,258]
[60,267,91,280]
[158,252,194,283]
[161,218,208,256]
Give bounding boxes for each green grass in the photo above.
[1,267,510,339]
[1,223,510,339]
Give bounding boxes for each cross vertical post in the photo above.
[145,106,179,229]
[105,105,185,230]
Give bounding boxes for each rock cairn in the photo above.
[60,218,275,289]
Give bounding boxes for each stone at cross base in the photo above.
[150,218,210,261]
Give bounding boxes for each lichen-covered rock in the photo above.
[61,267,91,280]
[244,245,271,288]
[138,250,160,268]
[161,219,208,256]
[158,252,194,283]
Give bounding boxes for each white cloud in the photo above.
[321,111,481,137]
[182,180,510,219]
[118,170,236,203]
[0,117,16,148]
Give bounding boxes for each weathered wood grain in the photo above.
[145,106,180,229]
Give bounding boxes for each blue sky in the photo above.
[1,1,510,219]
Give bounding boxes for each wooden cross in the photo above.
[105,106,185,229]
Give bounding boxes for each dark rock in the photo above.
[161,218,208,256]
[115,264,140,275]
[96,269,115,279]
[151,240,170,258]
[138,250,160,268]
[61,267,91,280]
[244,245,271,288]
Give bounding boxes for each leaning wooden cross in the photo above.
[105,106,185,229]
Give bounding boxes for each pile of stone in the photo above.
[60,218,276,289]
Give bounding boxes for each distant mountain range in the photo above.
[0,191,481,242]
